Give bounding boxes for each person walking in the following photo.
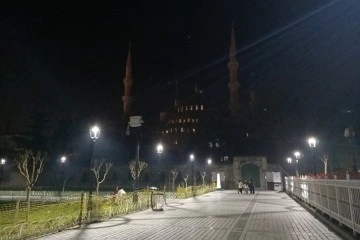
[249,179,255,194]
[238,180,243,194]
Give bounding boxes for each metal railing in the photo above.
[285,177,360,236]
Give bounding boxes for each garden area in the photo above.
[0,184,215,240]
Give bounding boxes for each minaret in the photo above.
[122,43,133,118]
[227,24,240,118]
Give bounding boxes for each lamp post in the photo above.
[308,137,318,176]
[156,144,163,189]
[0,158,6,185]
[89,125,100,218]
[207,158,212,184]
[127,116,143,200]
[190,154,195,195]
[294,151,301,177]
[60,156,67,194]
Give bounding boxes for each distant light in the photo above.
[264,108,267,111]
[294,151,301,159]
[1,158,6,165]
[90,125,100,140]
[156,144,163,154]
[342,109,354,113]
[190,154,195,161]
[287,157,292,163]
[207,158,212,165]
[308,137,317,148]
[61,156,67,163]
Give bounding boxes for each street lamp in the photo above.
[308,137,318,176]
[207,158,212,184]
[60,156,67,194]
[287,157,292,164]
[156,144,163,189]
[294,151,301,177]
[0,158,6,185]
[88,125,100,219]
[308,137,317,148]
[190,154,195,193]
[128,116,143,202]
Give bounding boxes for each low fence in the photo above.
[0,184,214,240]
[285,177,360,236]
[176,184,216,198]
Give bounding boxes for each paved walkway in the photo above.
[37,190,342,240]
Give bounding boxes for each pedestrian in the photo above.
[249,179,255,194]
[238,180,243,194]
[243,181,249,194]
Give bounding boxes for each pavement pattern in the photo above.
[37,190,342,240]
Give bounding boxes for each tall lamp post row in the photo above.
[287,136,319,177]
[287,151,301,177]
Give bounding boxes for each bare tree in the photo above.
[91,158,113,195]
[170,169,178,192]
[319,154,329,175]
[183,175,189,191]
[15,151,47,204]
[128,160,148,185]
[201,171,206,185]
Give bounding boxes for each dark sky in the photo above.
[1,0,359,136]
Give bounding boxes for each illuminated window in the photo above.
[181,128,184,132]
[174,140,178,145]
[185,106,188,111]
[188,119,190,122]
[170,128,173,133]
[201,105,204,110]
[192,119,194,123]
[190,105,193,110]
[192,128,196,133]
[196,119,199,123]
[166,130,168,133]
[179,119,182,123]
[196,105,198,110]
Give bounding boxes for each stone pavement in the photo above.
[37,190,342,240]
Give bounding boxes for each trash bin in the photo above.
[151,192,165,211]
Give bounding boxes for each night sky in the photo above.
[1,0,360,142]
